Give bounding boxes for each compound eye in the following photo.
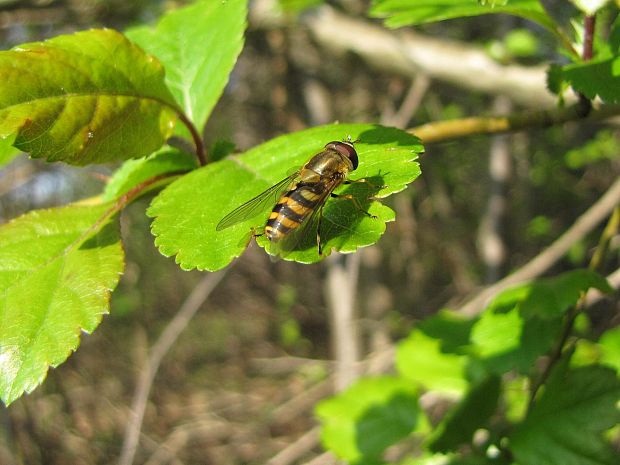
[325,141,359,170]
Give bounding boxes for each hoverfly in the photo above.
[216,138,375,257]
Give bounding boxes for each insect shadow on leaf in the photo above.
[216,140,386,259]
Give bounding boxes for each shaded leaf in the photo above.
[510,365,620,465]
[369,0,557,33]
[316,376,419,463]
[0,29,178,165]
[126,0,247,132]
[0,202,124,405]
[148,124,422,270]
[429,375,501,453]
[486,269,612,319]
[562,57,620,104]
[102,146,197,201]
[418,309,476,354]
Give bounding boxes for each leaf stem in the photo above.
[177,111,207,166]
[90,172,188,241]
[583,15,596,61]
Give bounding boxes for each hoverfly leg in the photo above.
[343,178,386,190]
[330,193,377,219]
[317,205,325,255]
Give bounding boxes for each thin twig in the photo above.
[460,176,620,315]
[410,102,620,144]
[385,74,431,129]
[528,206,620,410]
[117,270,228,465]
[267,427,321,465]
[324,253,361,392]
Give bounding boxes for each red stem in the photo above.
[583,15,596,61]
[178,112,207,166]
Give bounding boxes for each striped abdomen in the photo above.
[265,183,325,242]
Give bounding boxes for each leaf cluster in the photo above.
[317,270,619,465]
[0,0,422,405]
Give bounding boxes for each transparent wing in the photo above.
[268,179,340,258]
[216,173,299,231]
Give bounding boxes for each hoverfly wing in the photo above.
[267,178,341,259]
[216,173,299,231]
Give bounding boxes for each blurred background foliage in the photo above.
[0,0,618,464]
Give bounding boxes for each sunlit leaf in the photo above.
[0,133,20,167]
[126,0,247,132]
[148,124,422,270]
[0,202,124,405]
[0,29,178,165]
[470,305,561,375]
[316,376,419,463]
[396,329,469,395]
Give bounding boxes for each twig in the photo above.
[477,96,512,283]
[303,451,337,465]
[267,427,321,465]
[250,2,559,108]
[325,253,362,392]
[385,74,431,129]
[460,176,620,315]
[117,270,228,465]
[528,205,620,410]
[410,102,620,144]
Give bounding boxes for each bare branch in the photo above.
[251,2,562,108]
[460,177,620,315]
[118,270,228,465]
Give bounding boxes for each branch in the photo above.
[117,270,227,465]
[459,176,620,316]
[410,102,620,143]
[250,2,563,108]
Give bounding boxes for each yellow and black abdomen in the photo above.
[265,182,324,242]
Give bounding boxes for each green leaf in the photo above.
[148,124,422,271]
[396,329,468,395]
[278,0,324,13]
[102,146,197,201]
[470,305,561,375]
[316,376,419,463]
[0,202,124,405]
[562,57,620,103]
[599,326,620,373]
[417,309,476,354]
[510,365,620,465]
[125,0,247,132]
[488,269,612,320]
[0,133,20,167]
[369,0,557,33]
[429,375,501,453]
[564,130,620,168]
[0,29,178,165]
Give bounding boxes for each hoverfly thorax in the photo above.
[324,140,359,170]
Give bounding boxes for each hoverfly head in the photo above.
[325,138,359,170]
